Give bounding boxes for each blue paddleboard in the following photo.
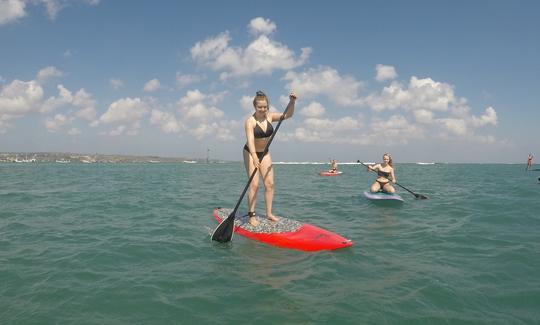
[363,191,404,202]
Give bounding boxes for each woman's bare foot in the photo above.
[266,214,280,222]
[248,216,260,226]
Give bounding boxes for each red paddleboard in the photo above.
[319,171,342,176]
[213,208,353,251]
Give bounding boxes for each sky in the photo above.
[1,0,539,163]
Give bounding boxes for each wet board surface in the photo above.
[363,191,404,202]
[213,207,353,251]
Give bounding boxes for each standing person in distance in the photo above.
[527,153,533,170]
[366,153,396,194]
[243,90,297,226]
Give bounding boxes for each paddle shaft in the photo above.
[212,102,293,242]
[359,161,427,199]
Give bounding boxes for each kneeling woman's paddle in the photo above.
[211,104,293,243]
[359,161,428,200]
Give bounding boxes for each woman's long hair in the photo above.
[383,153,393,167]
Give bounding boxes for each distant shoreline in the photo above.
[0,153,531,165]
[0,152,215,164]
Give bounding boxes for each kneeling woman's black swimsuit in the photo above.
[377,169,391,187]
[243,119,274,161]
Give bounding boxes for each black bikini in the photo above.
[243,118,274,161]
[254,120,274,138]
[377,170,391,177]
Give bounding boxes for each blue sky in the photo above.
[1,0,539,163]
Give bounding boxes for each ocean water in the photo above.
[1,162,539,324]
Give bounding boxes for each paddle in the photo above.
[358,161,428,199]
[211,99,294,243]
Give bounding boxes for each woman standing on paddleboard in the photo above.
[366,153,396,193]
[330,159,338,173]
[243,90,296,226]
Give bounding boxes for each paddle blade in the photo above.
[415,194,429,199]
[211,214,235,243]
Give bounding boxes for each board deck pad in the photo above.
[215,208,302,234]
[213,208,353,251]
[363,191,404,202]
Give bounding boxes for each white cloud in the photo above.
[99,97,150,124]
[437,118,468,136]
[0,69,99,133]
[68,127,81,135]
[471,106,497,127]
[72,89,97,121]
[300,101,326,118]
[39,0,64,20]
[0,0,26,25]
[370,115,423,140]
[177,89,225,121]
[0,79,44,116]
[0,0,100,25]
[248,17,276,35]
[287,115,365,144]
[37,66,63,83]
[191,18,311,79]
[143,78,160,92]
[108,125,126,136]
[44,113,73,132]
[413,109,434,124]
[240,95,254,112]
[110,78,124,90]
[41,84,73,112]
[176,73,202,88]
[366,76,456,112]
[283,66,364,107]
[190,121,236,141]
[375,64,397,82]
[150,109,184,134]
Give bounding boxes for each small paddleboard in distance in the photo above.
[212,208,353,251]
[319,171,343,176]
[363,191,404,202]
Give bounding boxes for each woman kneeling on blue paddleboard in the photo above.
[366,153,396,193]
[243,90,296,226]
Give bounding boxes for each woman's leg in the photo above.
[370,181,381,193]
[259,153,279,221]
[243,149,260,226]
[383,183,395,194]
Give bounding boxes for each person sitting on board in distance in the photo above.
[243,90,297,226]
[527,153,533,170]
[329,159,338,173]
[366,153,396,193]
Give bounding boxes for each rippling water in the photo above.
[1,162,539,324]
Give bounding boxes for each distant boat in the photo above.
[183,160,197,164]
[56,159,71,163]
[148,160,161,163]
[15,157,36,163]
[416,162,435,165]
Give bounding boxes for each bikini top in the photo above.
[377,170,391,177]
[254,119,274,138]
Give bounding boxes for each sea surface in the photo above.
[1,162,539,324]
